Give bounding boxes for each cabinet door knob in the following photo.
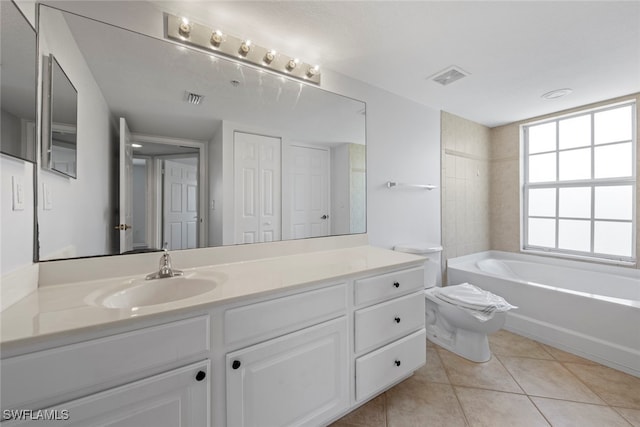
[395,360,401,367]
[232,360,241,370]
[195,370,206,381]
[393,282,400,288]
[394,317,401,323]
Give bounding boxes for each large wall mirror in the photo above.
[37,5,366,261]
[1,1,37,162]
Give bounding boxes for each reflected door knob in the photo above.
[114,224,132,230]
[321,215,328,220]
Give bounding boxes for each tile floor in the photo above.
[331,330,640,427]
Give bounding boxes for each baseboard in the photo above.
[505,312,640,377]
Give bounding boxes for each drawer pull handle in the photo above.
[395,360,401,367]
[394,317,401,323]
[195,370,207,381]
[232,360,242,370]
[393,282,400,288]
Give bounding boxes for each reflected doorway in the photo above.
[129,141,200,251]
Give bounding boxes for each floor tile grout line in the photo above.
[526,395,553,427]
[610,406,637,427]
[431,342,472,426]
[556,360,614,407]
[491,353,527,394]
[449,384,473,427]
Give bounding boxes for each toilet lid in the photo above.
[393,242,442,254]
[435,283,517,313]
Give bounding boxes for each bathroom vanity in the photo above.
[0,244,426,426]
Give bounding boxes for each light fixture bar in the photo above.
[166,14,321,85]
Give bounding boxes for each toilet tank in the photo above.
[393,243,443,288]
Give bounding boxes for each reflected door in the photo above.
[163,159,198,250]
[234,132,281,244]
[290,145,329,239]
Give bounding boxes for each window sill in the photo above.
[521,249,637,268]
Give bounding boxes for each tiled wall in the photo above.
[488,125,521,253]
[441,112,491,267]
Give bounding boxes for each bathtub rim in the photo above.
[447,251,639,309]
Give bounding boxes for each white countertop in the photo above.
[0,246,425,349]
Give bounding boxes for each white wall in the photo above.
[37,7,114,260]
[0,1,38,309]
[322,71,441,248]
[0,155,34,274]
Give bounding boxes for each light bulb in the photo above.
[210,30,223,47]
[239,40,252,56]
[286,58,299,71]
[306,65,320,78]
[264,50,276,64]
[178,18,191,37]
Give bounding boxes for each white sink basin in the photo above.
[90,273,223,309]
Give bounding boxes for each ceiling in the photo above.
[151,1,640,127]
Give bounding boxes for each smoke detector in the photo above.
[185,91,204,105]
[429,66,469,86]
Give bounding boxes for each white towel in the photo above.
[435,283,517,321]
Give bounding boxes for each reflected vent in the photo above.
[185,91,204,105]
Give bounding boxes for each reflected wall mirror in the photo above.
[1,0,37,163]
[37,5,366,261]
[42,54,78,178]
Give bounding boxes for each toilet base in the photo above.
[425,323,491,363]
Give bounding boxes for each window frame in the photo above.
[522,100,637,263]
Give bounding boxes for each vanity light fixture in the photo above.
[165,13,321,84]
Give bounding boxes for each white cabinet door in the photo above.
[226,317,348,427]
[5,361,209,427]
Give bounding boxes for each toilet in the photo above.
[394,243,507,363]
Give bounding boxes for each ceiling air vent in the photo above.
[185,91,204,105]
[429,66,469,86]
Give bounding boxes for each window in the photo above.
[522,102,636,262]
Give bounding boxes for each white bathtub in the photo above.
[447,251,640,377]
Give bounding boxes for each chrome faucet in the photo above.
[146,248,183,280]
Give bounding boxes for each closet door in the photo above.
[233,132,281,244]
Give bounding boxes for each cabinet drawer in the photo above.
[355,329,426,402]
[354,267,424,306]
[354,291,425,354]
[1,316,209,410]
[224,283,346,348]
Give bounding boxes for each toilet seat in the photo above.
[427,283,517,321]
